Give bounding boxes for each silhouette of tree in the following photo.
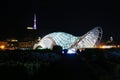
[52,45,62,53]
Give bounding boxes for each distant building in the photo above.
[26,13,37,30]
[19,41,35,50]
[0,38,36,50]
[27,27,34,30]
[7,38,19,50]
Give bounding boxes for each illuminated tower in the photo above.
[33,14,37,30]
[110,36,113,42]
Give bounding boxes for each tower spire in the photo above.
[33,13,37,30]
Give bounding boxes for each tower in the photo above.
[110,36,113,42]
[33,13,37,30]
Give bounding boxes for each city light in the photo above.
[11,39,18,42]
[0,45,5,50]
[27,27,34,30]
[96,45,119,49]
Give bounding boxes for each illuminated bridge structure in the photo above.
[33,27,103,50]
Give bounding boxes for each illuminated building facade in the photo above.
[7,39,19,50]
[33,27,103,49]
[19,41,35,50]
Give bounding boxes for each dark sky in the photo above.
[1,0,120,41]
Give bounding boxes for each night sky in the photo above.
[1,0,120,41]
